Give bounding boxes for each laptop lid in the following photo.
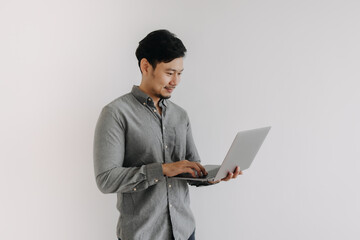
[172,126,271,182]
[213,126,271,181]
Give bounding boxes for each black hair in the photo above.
[135,29,187,71]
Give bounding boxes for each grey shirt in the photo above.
[94,86,205,240]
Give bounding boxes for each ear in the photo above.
[140,58,151,75]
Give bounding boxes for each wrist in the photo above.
[162,163,167,176]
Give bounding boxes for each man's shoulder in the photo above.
[103,92,135,113]
[166,100,188,116]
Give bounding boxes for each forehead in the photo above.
[156,58,184,71]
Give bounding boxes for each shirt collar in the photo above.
[131,85,168,108]
[159,98,168,107]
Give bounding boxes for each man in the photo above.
[93,30,242,240]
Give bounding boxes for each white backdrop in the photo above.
[1,0,360,239]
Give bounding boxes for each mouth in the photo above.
[164,86,175,93]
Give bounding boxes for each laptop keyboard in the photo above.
[175,167,219,179]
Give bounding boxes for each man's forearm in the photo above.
[96,163,164,194]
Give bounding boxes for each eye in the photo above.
[166,72,173,76]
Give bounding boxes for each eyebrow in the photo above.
[165,68,184,72]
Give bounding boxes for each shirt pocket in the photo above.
[167,125,187,161]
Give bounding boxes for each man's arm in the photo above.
[93,106,164,194]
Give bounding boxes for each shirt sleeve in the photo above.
[93,106,165,194]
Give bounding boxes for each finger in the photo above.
[222,172,233,181]
[232,166,241,178]
[183,168,197,178]
[208,180,221,184]
[195,162,208,176]
[188,162,203,177]
[180,160,200,177]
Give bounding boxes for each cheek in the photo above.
[158,76,171,86]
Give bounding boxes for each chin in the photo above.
[155,92,171,99]
[161,95,171,99]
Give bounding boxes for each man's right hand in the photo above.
[162,160,208,178]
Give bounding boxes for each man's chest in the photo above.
[122,108,188,165]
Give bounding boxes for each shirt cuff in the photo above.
[146,163,165,185]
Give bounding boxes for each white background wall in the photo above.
[1,0,360,239]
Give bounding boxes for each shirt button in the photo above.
[165,145,168,149]
[168,184,172,188]
[169,204,172,208]
[163,126,165,130]
[154,179,158,183]
[133,188,137,191]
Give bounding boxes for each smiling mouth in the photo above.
[164,86,175,92]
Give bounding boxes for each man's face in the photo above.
[145,57,184,100]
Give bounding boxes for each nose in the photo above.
[170,74,181,86]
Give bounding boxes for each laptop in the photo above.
[172,126,271,182]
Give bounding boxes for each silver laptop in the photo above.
[172,126,271,182]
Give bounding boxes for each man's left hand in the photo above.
[208,166,243,184]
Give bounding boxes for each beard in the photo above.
[155,93,171,99]
[154,89,172,100]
